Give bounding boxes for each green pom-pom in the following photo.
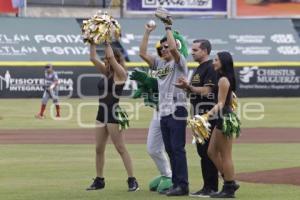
[222,112,241,138]
[115,106,129,131]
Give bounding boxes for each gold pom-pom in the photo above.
[188,114,211,144]
[81,11,121,44]
[232,92,238,112]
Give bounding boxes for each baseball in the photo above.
[148,20,156,27]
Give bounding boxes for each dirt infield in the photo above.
[1,127,300,186]
[0,128,300,144]
[236,167,300,186]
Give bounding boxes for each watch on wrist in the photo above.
[165,26,172,31]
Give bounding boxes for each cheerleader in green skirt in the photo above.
[206,51,241,198]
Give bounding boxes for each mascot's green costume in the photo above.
[129,31,188,193]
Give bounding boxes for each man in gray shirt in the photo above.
[139,20,189,196]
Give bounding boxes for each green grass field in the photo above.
[1,144,300,200]
[0,98,300,199]
[0,98,300,129]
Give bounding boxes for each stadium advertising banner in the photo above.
[1,18,299,63]
[1,66,300,98]
[0,67,151,98]
[124,0,228,16]
[236,66,300,97]
[0,67,79,98]
[0,18,89,62]
[1,18,300,97]
[234,0,300,18]
[117,18,300,63]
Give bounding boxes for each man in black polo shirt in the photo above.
[175,39,218,197]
